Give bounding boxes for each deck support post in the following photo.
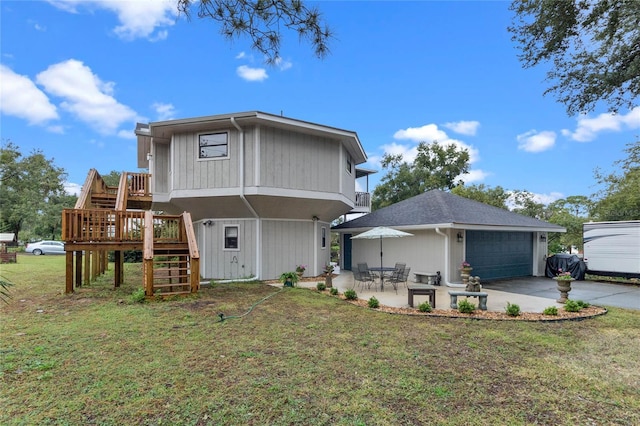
[75,250,83,287]
[84,250,91,284]
[114,251,123,287]
[65,251,74,293]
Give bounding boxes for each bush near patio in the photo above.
[1,254,640,425]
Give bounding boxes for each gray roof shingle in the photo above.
[333,190,564,231]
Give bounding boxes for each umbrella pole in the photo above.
[380,236,384,290]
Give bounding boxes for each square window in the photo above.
[224,226,239,250]
[199,133,228,159]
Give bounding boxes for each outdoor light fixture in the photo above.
[312,215,319,222]
[203,220,213,227]
[457,232,464,243]
[540,234,547,242]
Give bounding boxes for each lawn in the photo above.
[1,254,640,425]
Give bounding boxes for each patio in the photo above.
[297,271,562,313]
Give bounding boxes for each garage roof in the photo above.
[333,190,565,232]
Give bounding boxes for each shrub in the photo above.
[344,289,357,300]
[575,300,590,308]
[316,282,326,291]
[505,302,521,317]
[129,288,146,304]
[368,296,380,308]
[564,300,582,312]
[329,287,338,296]
[279,271,299,287]
[418,301,432,312]
[543,306,558,315]
[458,299,475,314]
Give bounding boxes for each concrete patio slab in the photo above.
[297,272,639,312]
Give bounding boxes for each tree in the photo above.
[592,139,640,220]
[100,170,122,187]
[451,184,510,209]
[372,142,470,210]
[509,190,547,220]
[509,0,640,115]
[0,141,69,242]
[546,196,593,253]
[177,0,332,64]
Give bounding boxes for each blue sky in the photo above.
[1,1,639,203]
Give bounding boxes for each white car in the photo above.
[25,240,65,255]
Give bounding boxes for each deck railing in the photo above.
[62,209,145,242]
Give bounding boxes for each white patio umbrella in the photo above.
[351,226,414,271]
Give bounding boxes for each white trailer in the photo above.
[583,221,640,278]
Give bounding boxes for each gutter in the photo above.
[231,116,260,281]
[435,227,464,288]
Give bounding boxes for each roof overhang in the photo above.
[333,223,566,233]
[141,111,367,164]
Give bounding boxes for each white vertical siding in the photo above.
[172,131,240,190]
[154,143,170,193]
[199,219,257,280]
[260,127,339,192]
[262,220,314,279]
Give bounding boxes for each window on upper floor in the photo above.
[224,225,239,250]
[346,155,352,174]
[199,132,228,159]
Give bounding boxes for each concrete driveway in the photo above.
[482,277,640,311]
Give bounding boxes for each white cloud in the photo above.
[274,57,293,71]
[0,64,59,125]
[443,120,480,136]
[64,182,82,196]
[152,102,176,121]
[506,191,564,209]
[237,65,268,82]
[562,107,640,142]
[392,123,480,163]
[47,0,176,41]
[460,169,490,184]
[236,51,246,59]
[516,130,556,153]
[36,59,138,135]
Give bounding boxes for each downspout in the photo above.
[435,227,465,288]
[231,117,260,281]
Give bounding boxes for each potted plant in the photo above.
[295,264,307,278]
[323,263,335,288]
[459,261,472,285]
[554,269,574,303]
[279,271,299,287]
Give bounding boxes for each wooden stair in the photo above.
[148,248,192,295]
[143,211,200,297]
[64,170,199,297]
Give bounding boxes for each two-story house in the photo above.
[136,111,371,281]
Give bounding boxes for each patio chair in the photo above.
[388,267,411,291]
[388,262,406,280]
[354,270,374,290]
[356,263,377,290]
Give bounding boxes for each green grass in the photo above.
[2,254,640,425]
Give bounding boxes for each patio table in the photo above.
[368,266,398,291]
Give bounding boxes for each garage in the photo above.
[466,231,533,280]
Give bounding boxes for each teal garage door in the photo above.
[466,231,533,280]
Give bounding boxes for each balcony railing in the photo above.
[353,192,371,213]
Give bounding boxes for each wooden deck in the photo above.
[63,169,199,296]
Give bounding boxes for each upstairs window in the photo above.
[346,155,352,174]
[199,133,228,159]
[224,225,239,250]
